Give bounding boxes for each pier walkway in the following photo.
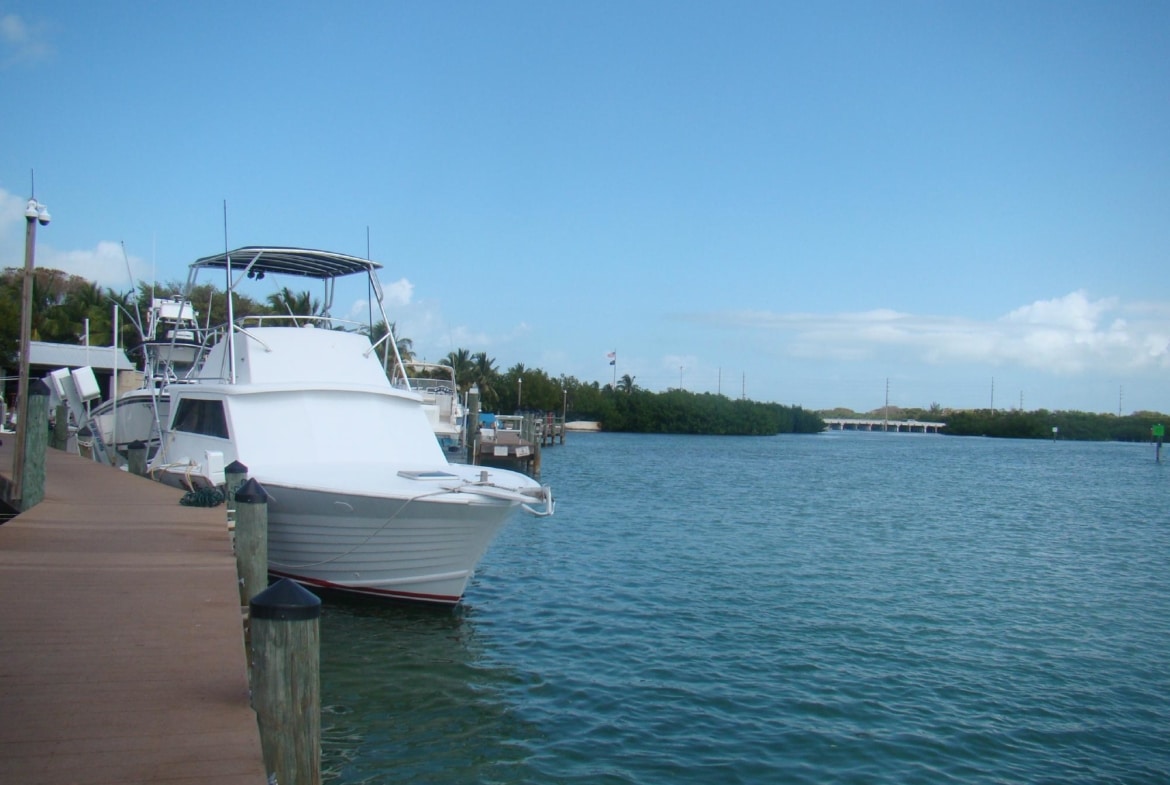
[0,439,265,784]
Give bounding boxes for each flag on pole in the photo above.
[607,351,616,366]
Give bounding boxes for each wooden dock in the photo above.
[0,438,265,784]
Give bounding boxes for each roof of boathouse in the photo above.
[29,341,133,372]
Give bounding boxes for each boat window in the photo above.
[171,398,229,439]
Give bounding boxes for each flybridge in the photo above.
[181,246,396,386]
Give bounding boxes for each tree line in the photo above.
[825,403,1166,442]
[940,409,1165,442]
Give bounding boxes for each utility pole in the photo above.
[884,378,889,431]
[12,192,51,503]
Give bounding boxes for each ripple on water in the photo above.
[323,434,1170,784]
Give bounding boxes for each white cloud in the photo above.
[379,276,413,307]
[695,290,1170,375]
[38,241,151,290]
[0,187,154,288]
[1003,290,1116,332]
[0,188,23,238]
[1,13,53,67]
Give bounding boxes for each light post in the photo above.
[12,198,51,502]
[562,388,567,422]
[517,377,522,410]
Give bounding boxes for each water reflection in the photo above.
[320,599,537,784]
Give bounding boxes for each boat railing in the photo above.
[402,378,457,395]
[197,315,371,359]
[236,314,368,331]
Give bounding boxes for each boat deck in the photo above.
[0,437,264,784]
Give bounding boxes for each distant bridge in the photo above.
[823,418,945,434]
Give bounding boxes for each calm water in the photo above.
[321,432,1170,784]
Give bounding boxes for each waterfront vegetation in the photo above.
[941,408,1165,442]
[2,268,1163,441]
[572,387,824,436]
[820,405,1166,443]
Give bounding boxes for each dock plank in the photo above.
[0,439,265,784]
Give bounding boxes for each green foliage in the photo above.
[370,321,413,367]
[0,269,275,373]
[0,267,135,367]
[265,287,322,318]
[426,354,818,436]
[942,409,1166,442]
[442,349,474,390]
[595,388,823,435]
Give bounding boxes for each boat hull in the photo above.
[90,390,168,457]
[260,482,518,605]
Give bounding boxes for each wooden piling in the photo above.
[466,386,481,466]
[51,402,69,450]
[234,475,269,676]
[127,440,148,476]
[18,379,49,510]
[522,413,542,477]
[250,578,322,785]
[224,459,249,522]
[234,477,269,607]
[76,424,94,461]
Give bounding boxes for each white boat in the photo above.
[90,296,203,458]
[148,247,553,605]
[393,362,467,457]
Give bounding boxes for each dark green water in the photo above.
[321,432,1170,784]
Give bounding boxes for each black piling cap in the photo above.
[250,578,321,621]
[225,459,248,475]
[234,477,268,504]
[128,440,146,450]
[28,379,50,397]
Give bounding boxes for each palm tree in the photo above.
[470,351,499,409]
[38,276,108,345]
[66,282,111,345]
[265,288,322,320]
[442,348,474,392]
[108,288,145,349]
[618,373,637,394]
[369,321,413,371]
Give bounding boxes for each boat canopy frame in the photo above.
[181,246,406,386]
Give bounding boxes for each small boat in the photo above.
[89,296,203,459]
[476,413,538,464]
[393,362,467,458]
[148,246,553,606]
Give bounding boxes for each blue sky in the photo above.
[2,2,1167,414]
